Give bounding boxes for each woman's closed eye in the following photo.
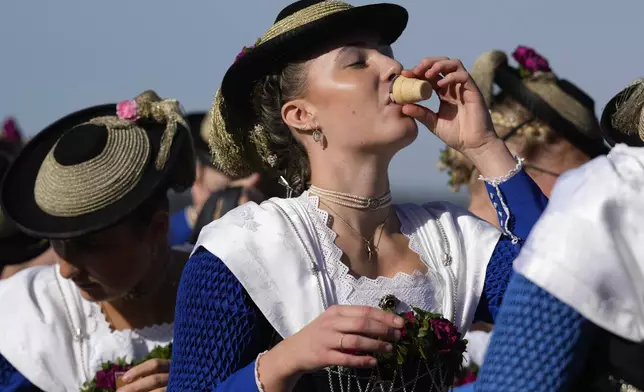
[348,59,367,68]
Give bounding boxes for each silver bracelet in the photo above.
[254,351,269,392]
[477,156,524,186]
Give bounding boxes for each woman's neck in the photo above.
[309,154,392,235]
[103,248,184,331]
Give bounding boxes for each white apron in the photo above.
[515,144,644,342]
[194,192,500,338]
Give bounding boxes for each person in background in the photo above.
[169,111,284,246]
[477,78,644,391]
[0,117,53,280]
[438,46,608,229]
[439,46,608,389]
[167,1,547,390]
[0,90,195,391]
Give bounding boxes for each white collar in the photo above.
[515,144,644,342]
[194,192,500,337]
[0,265,173,391]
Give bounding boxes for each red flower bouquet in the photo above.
[374,295,467,375]
[79,344,172,392]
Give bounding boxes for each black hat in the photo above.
[470,47,609,158]
[209,0,408,177]
[1,91,196,239]
[600,78,644,147]
[0,144,49,266]
[185,111,219,168]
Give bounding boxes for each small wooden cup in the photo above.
[390,76,433,104]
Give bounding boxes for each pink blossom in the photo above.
[512,45,551,74]
[430,318,463,354]
[1,118,21,144]
[454,370,477,386]
[512,46,535,63]
[116,100,139,121]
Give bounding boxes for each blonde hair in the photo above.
[438,93,559,191]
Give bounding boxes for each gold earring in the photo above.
[312,129,323,143]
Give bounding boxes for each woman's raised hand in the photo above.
[401,57,517,178]
[257,305,405,391]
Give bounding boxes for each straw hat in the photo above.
[600,78,644,147]
[209,0,408,177]
[470,46,608,158]
[1,91,196,239]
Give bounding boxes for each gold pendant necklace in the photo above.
[320,200,389,262]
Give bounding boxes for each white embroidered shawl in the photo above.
[194,192,500,338]
[515,144,644,342]
[0,265,173,392]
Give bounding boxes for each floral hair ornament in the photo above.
[235,37,262,63]
[512,45,551,78]
[114,91,188,170]
[116,100,140,121]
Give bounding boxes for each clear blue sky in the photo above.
[2,0,643,204]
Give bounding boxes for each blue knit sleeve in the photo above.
[475,274,596,392]
[0,354,36,392]
[167,247,272,391]
[168,209,192,247]
[475,169,548,323]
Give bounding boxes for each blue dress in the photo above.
[0,170,547,391]
[167,170,548,391]
[168,208,192,247]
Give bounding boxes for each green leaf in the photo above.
[396,349,405,365]
[418,345,427,360]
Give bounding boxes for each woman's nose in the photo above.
[381,60,403,84]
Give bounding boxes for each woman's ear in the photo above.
[281,99,316,132]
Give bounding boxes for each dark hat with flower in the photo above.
[600,78,644,147]
[0,117,26,160]
[0,143,50,266]
[1,91,196,239]
[470,46,609,158]
[208,0,408,178]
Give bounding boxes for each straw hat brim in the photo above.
[1,104,194,239]
[600,84,644,147]
[185,112,215,167]
[221,3,408,115]
[493,66,609,158]
[0,232,49,266]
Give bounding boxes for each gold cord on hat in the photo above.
[34,90,186,218]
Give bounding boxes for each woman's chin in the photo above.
[385,121,419,147]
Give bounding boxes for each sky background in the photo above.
[2,0,643,205]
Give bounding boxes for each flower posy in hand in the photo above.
[375,294,468,379]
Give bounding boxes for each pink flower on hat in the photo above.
[234,38,262,63]
[1,117,22,144]
[512,45,551,74]
[116,99,139,121]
